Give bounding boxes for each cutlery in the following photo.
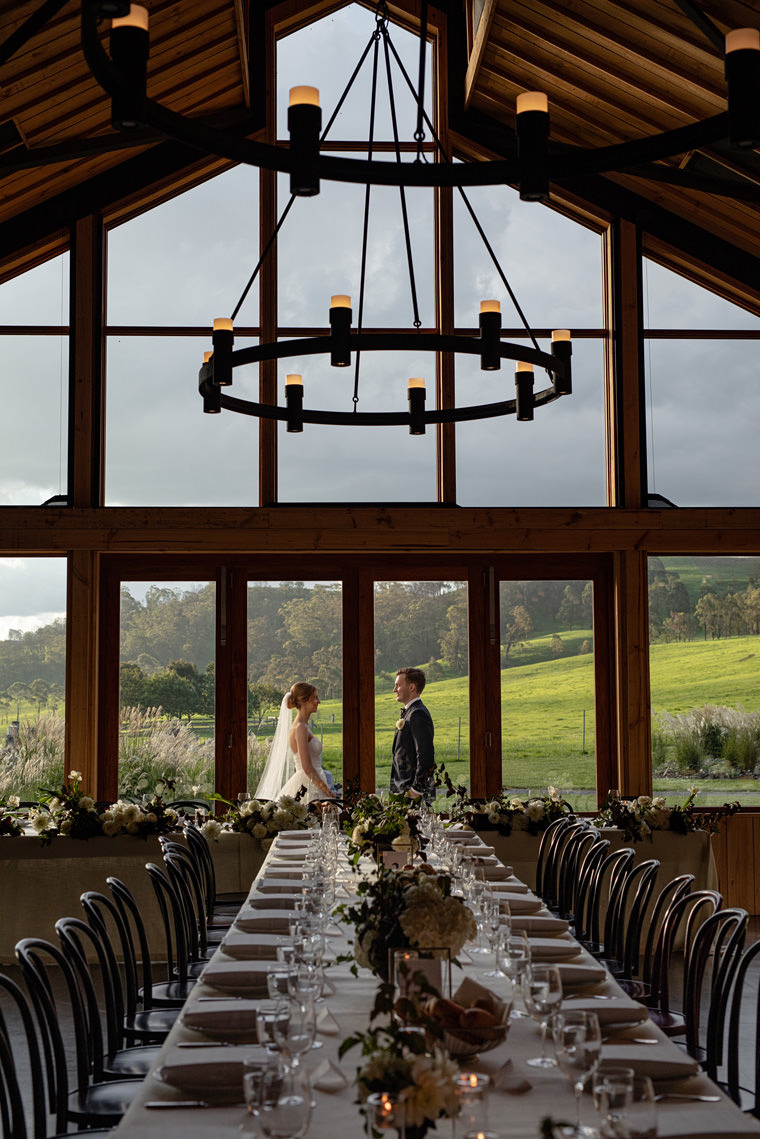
[176,1040,234,1048]
[145,1101,214,1109]
[654,1094,721,1102]
[602,1035,658,1045]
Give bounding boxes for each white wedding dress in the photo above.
[279,736,328,803]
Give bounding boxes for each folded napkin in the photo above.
[268,846,310,859]
[316,1006,340,1036]
[444,828,476,839]
[310,1058,349,1092]
[254,878,311,894]
[247,894,298,910]
[263,864,307,879]
[201,958,271,994]
[554,958,608,986]
[490,1058,532,1095]
[180,999,260,1040]
[599,1045,700,1081]
[219,931,289,960]
[508,915,570,934]
[497,895,543,914]
[275,830,319,842]
[462,844,496,856]
[526,936,583,961]
[489,880,530,894]
[483,863,512,881]
[235,910,291,934]
[157,1042,269,1096]
[561,996,648,1026]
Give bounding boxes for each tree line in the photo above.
[648,559,760,642]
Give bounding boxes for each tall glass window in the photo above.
[373,580,469,794]
[0,557,66,798]
[118,581,215,799]
[499,578,595,807]
[649,554,760,806]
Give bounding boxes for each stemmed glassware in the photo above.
[482,892,506,977]
[495,932,531,1018]
[257,1055,312,1139]
[522,963,563,1067]
[273,997,316,1069]
[552,1010,602,1135]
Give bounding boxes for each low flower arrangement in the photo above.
[29,772,182,845]
[208,792,317,849]
[445,785,574,836]
[339,864,476,981]
[592,787,741,842]
[340,984,460,1139]
[342,792,422,863]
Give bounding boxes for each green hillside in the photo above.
[658,555,760,607]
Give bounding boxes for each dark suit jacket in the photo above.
[390,699,435,798]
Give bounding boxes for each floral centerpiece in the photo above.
[592,787,740,842]
[0,795,24,837]
[445,784,574,836]
[208,792,317,849]
[340,984,460,1139]
[29,771,183,845]
[339,864,476,981]
[342,792,422,863]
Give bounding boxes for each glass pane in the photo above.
[644,258,760,330]
[107,166,260,326]
[499,578,595,808]
[0,253,69,323]
[277,348,436,502]
[277,170,434,328]
[276,4,432,144]
[456,339,606,505]
[374,581,469,795]
[247,581,342,795]
[119,581,215,800]
[0,335,68,505]
[454,187,603,329]
[644,339,759,506]
[649,554,760,806]
[105,336,260,505]
[0,557,66,799]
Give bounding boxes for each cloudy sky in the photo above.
[1,2,758,636]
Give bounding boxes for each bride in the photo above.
[254,682,336,802]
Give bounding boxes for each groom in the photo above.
[390,666,435,802]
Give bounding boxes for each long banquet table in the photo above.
[113,828,760,1139]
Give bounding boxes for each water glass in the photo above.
[593,1066,636,1136]
[258,1062,312,1139]
[267,961,297,1000]
[551,1010,602,1135]
[272,997,316,1067]
[496,932,531,1017]
[599,1075,657,1139]
[255,1000,290,1049]
[522,963,563,1067]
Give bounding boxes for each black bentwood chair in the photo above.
[106,876,195,1008]
[14,937,142,1129]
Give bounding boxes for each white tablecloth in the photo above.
[113,833,759,1139]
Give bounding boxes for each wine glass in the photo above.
[495,932,531,1018]
[522,963,563,1067]
[273,997,316,1068]
[482,892,506,978]
[258,1060,312,1139]
[552,1010,602,1134]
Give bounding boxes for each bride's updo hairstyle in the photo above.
[287,682,317,710]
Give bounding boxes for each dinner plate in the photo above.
[560,996,649,1026]
[496,895,544,914]
[598,1046,700,1080]
[554,958,608,986]
[247,894,298,910]
[201,958,271,994]
[526,936,583,960]
[219,930,289,960]
[234,910,291,934]
[509,915,570,934]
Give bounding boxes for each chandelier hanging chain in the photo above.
[352,24,382,411]
[414,0,428,162]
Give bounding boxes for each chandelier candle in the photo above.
[109,4,149,131]
[551,329,572,395]
[515,91,550,202]
[329,295,352,367]
[211,318,234,387]
[479,300,502,371]
[201,352,220,413]
[408,378,426,435]
[515,361,534,421]
[725,29,760,149]
[288,86,321,197]
[285,374,304,433]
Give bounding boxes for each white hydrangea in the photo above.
[201,818,222,841]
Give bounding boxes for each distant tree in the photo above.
[502,605,532,664]
[695,592,721,639]
[248,683,284,720]
[120,662,147,708]
[550,633,564,657]
[439,592,468,672]
[578,639,592,655]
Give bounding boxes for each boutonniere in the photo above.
[395,719,405,731]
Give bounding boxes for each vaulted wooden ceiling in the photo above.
[1,0,759,303]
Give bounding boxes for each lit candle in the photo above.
[329,296,352,367]
[725,28,760,52]
[330,294,351,308]
[211,318,234,386]
[285,375,304,434]
[480,299,500,314]
[516,91,548,115]
[289,85,320,107]
[111,4,149,30]
[407,378,426,436]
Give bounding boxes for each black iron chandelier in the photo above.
[81,0,760,433]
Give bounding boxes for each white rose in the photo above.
[102,820,120,836]
[201,819,222,841]
[252,823,268,840]
[526,801,545,822]
[396,719,405,731]
[59,819,72,835]
[79,796,94,810]
[7,795,19,809]
[487,811,500,824]
[31,813,53,834]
